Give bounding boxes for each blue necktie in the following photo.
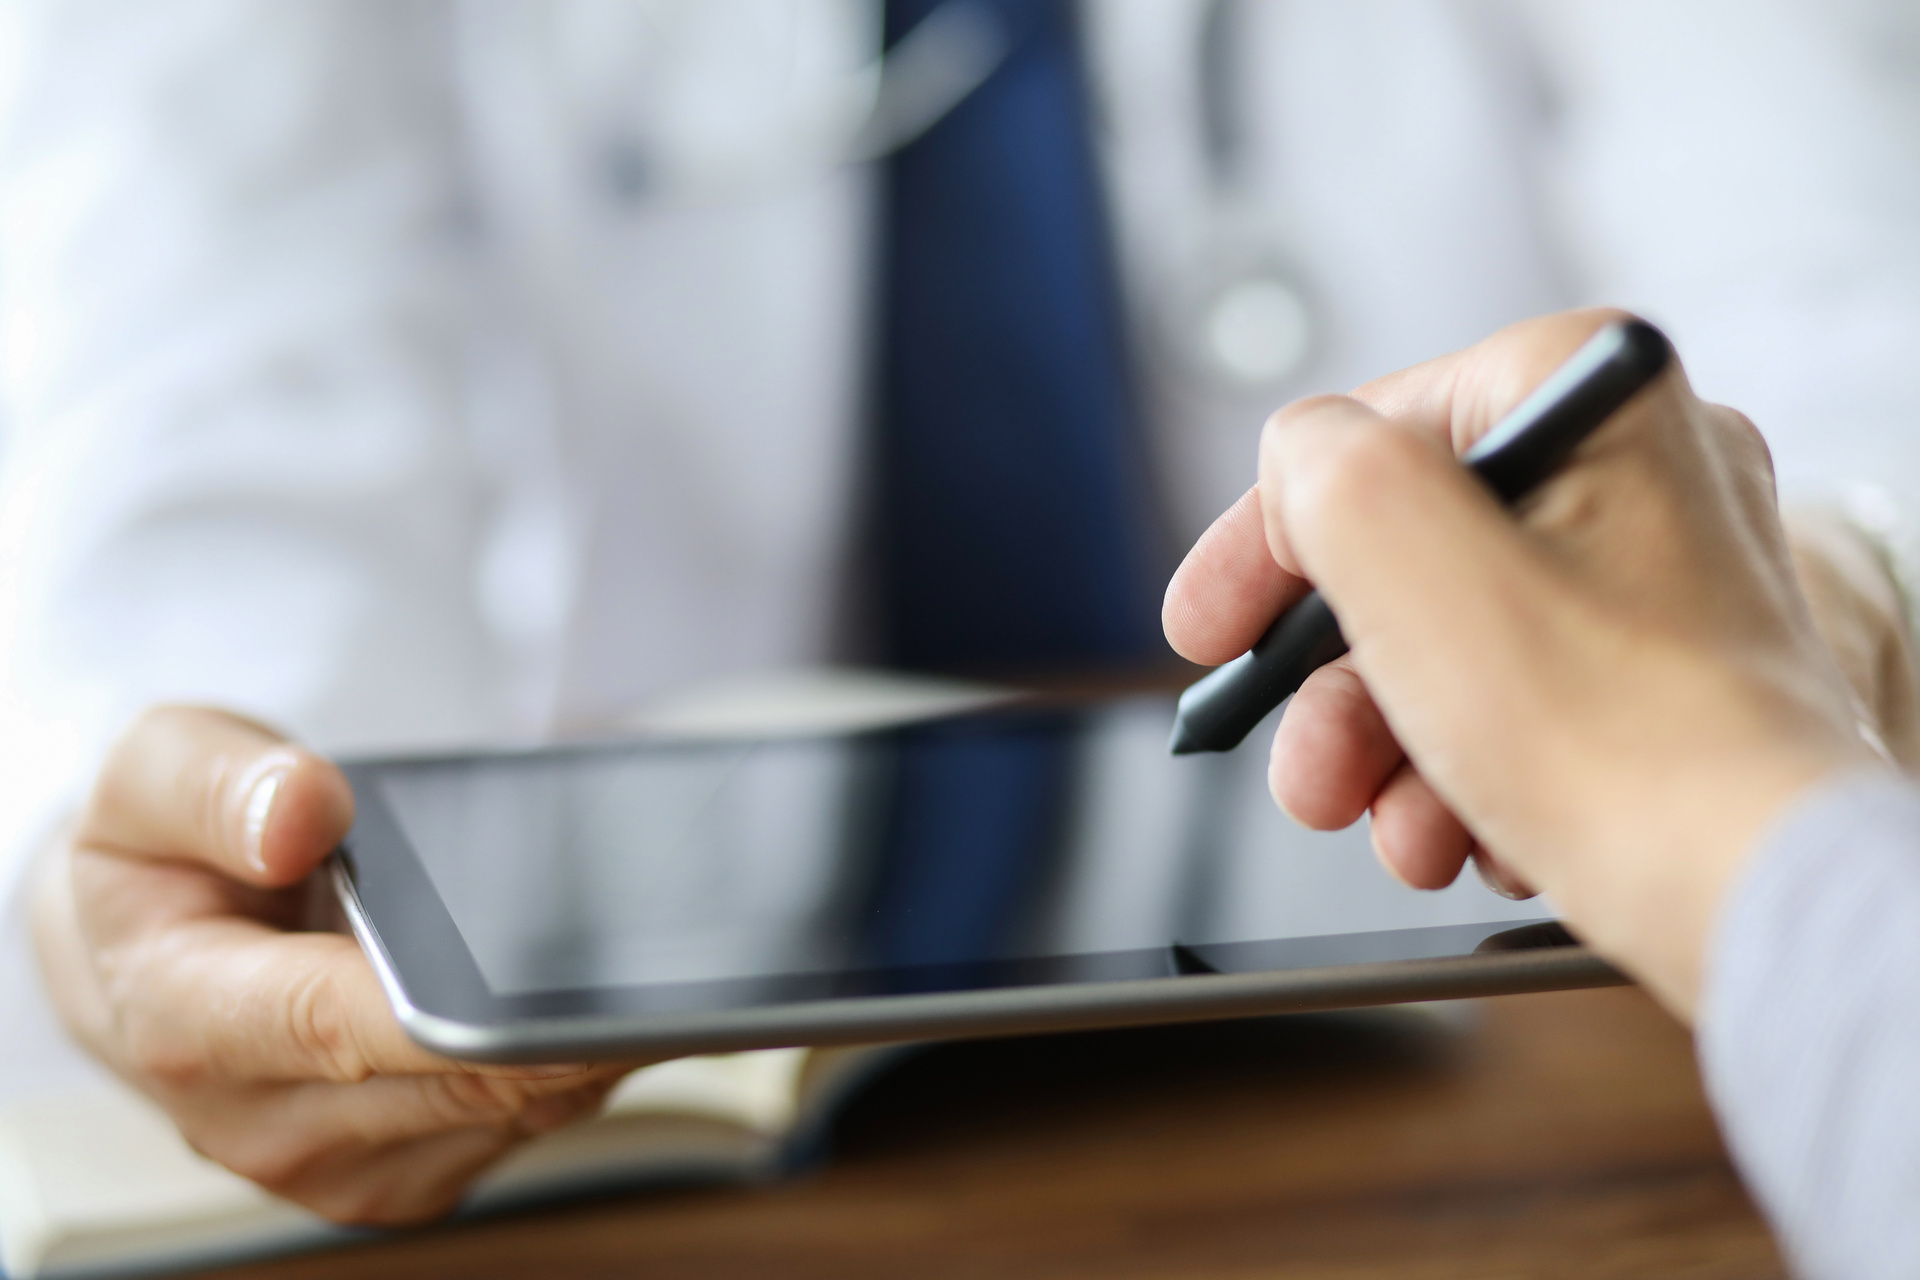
[875,0,1167,675]
[861,1,1166,980]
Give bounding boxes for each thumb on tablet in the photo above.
[79,706,355,889]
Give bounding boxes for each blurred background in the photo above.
[1,0,1919,804]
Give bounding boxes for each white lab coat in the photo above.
[2,0,1919,1098]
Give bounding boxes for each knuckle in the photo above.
[118,1005,210,1089]
[167,1102,360,1203]
[1261,394,1359,461]
[1713,405,1773,464]
[1268,392,1355,432]
[299,1139,507,1228]
[184,1111,479,1226]
[423,1072,530,1130]
[123,1033,207,1090]
[186,1111,482,1226]
[1698,405,1780,510]
[284,963,372,1082]
[1311,422,1428,514]
[203,1132,337,1200]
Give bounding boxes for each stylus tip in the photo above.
[1167,713,1220,756]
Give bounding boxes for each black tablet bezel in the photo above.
[334,728,1623,1064]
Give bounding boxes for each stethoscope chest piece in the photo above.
[1167,229,1321,400]
[1173,0,1323,402]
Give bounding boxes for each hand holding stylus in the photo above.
[1163,309,1878,1017]
[1168,319,1671,755]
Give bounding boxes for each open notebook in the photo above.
[0,1044,902,1279]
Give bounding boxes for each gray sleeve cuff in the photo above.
[1700,770,1920,1280]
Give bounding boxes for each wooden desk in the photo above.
[200,986,1784,1279]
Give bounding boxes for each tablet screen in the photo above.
[366,698,1548,1005]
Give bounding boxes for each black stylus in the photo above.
[1168,318,1672,756]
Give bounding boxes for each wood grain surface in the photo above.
[196,986,1785,1280]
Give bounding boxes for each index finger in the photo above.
[95,898,576,1084]
[1163,486,1314,665]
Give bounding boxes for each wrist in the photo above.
[1548,742,1881,1021]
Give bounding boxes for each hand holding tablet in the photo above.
[1168,319,1671,755]
[31,706,635,1226]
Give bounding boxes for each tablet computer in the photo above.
[333,694,1619,1063]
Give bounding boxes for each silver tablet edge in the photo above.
[331,855,1625,1064]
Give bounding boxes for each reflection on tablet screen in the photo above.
[374,699,1547,997]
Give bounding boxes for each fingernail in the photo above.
[244,765,292,875]
[1471,848,1537,901]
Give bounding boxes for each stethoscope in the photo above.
[592,2,1011,207]
[1168,0,1321,399]
[598,0,1319,400]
